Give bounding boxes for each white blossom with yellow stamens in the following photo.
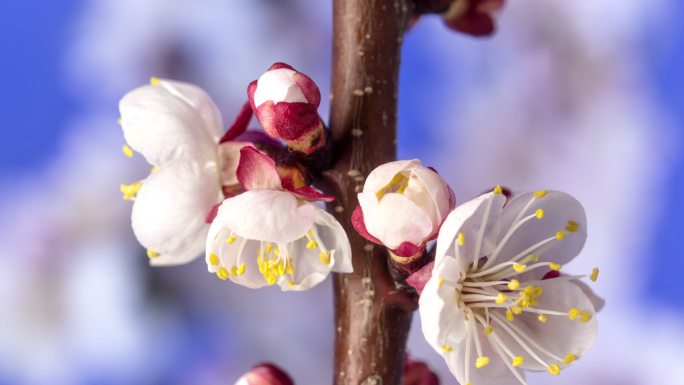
[119,78,252,266]
[206,189,352,291]
[419,188,602,385]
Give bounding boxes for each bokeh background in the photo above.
[1,0,683,384]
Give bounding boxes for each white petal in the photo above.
[157,79,223,141]
[493,279,597,371]
[119,82,218,167]
[409,165,452,226]
[132,162,222,266]
[253,68,307,106]
[573,279,605,312]
[446,327,525,385]
[496,191,587,266]
[362,159,421,193]
[315,209,353,273]
[434,192,506,272]
[358,192,433,249]
[419,277,467,353]
[214,190,318,244]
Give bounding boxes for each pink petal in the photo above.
[255,102,321,141]
[392,241,424,258]
[351,205,383,245]
[292,71,320,107]
[219,101,253,143]
[268,62,295,71]
[236,147,282,190]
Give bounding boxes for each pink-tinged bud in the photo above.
[404,356,440,385]
[248,63,326,155]
[443,0,505,37]
[234,363,294,385]
[353,160,455,259]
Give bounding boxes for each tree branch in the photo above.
[326,0,415,383]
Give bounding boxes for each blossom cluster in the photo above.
[118,63,601,385]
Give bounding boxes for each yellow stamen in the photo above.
[122,144,133,158]
[495,293,508,304]
[306,239,318,249]
[565,220,580,232]
[226,235,237,244]
[538,314,548,323]
[512,356,524,367]
[533,189,548,198]
[120,182,143,201]
[146,249,160,259]
[568,308,580,320]
[150,76,161,85]
[511,306,523,315]
[265,243,273,253]
[590,267,599,282]
[438,277,445,287]
[475,356,490,369]
[216,267,229,280]
[549,263,562,271]
[506,309,514,321]
[457,232,465,246]
[319,251,331,265]
[483,325,494,336]
[236,263,246,275]
[513,263,526,273]
[507,279,520,290]
[535,209,545,219]
[441,344,453,353]
[563,354,577,364]
[288,280,295,287]
[493,185,503,194]
[579,311,592,323]
[208,253,219,266]
[547,364,561,376]
[556,231,566,240]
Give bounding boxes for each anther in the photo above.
[236,263,246,275]
[319,251,331,265]
[507,279,520,290]
[535,209,545,219]
[563,354,577,364]
[495,293,508,304]
[438,277,445,287]
[147,249,160,259]
[483,325,494,336]
[506,310,514,321]
[590,267,599,282]
[512,356,524,367]
[208,253,219,266]
[306,239,318,249]
[457,232,465,246]
[217,267,230,280]
[533,190,548,198]
[150,77,161,85]
[556,231,566,240]
[122,145,133,158]
[493,185,503,194]
[565,220,579,232]
[475,356,490,369]
[513,263,527,273]
[441,344,453,353]
[538,314,548,323]
[579,311,592,323]
[547,364,561,376]
[549,263,561,271]
[568,308,580,320]
[226,235,237,244]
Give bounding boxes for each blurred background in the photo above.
[1,0,683,384]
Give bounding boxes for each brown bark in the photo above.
[326,0,416,384]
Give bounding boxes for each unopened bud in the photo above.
[234,363,294,385]
[249,63,326,155]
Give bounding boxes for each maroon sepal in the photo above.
[288,186,335,203]
[392,242,424,258]
[219,101,252,144]
[351,205,383,245]
[444,0,504,37]
[267,62,295,71]
[205,203,221,224]
[404,355,440,385]
[542,270,561,280]
[405,261,435,295]
[236,147,282,190]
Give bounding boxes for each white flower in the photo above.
[119,78,252,266]
[353,159,454,257]
[205,146,352,291]
[419,188,602,385]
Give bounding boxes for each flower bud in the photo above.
[248,63,326,155]
[443,0,505,36]
[404,356,440,385]
[234,363,294,385]
[353,160,455,259]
